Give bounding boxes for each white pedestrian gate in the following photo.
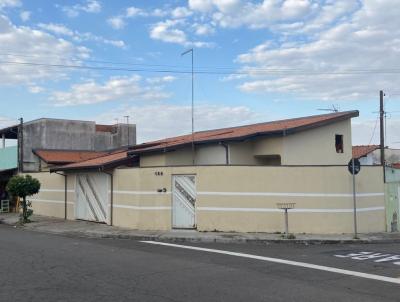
[172,175,196,229]
[75,173,109,223]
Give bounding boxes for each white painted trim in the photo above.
[113,190,172,195]
[29,198,74,205]
[40,189,75,193]
[141,241,400,285]
[197,191,384,198]
[197,206,385,213]
[113,204,171,210]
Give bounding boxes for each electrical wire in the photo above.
[367,115,380,145]
[4,59,400,75]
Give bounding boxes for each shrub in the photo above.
[6,175,40,223]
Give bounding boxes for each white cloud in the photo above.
[107,16,125,29]
[38,23,125,48]
[189,0,315,29]
[0,15,90,86]
[150,19,187,44]
[0,0,20,8]
[96,103,258,143]
[188,0,214,13]
[146,76,176,84]
[59,0,101,17]
[193,23,215,36]
[50,75,172,106]
[108,6,174,30]
[126,6,147,17]
[38,23,74,36]
[28,85,45,94]
[171,6,193,19]
[150,19,214,48]
[19,10,30,22]
[235,0,400,100]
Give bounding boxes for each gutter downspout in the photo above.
[102,169,114,226]
[54,171,67,220]
[220,142,230,165]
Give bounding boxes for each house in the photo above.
[0,118,136,211]
[24,111,387,234]
[132,110,356,167]
[352,146,400,232]
[353,145,400,166]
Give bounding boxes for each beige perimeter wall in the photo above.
[26,165,385,234]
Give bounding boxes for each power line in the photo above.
[6,51,400,73]
[368,115,379,145]
[4,59,400,75]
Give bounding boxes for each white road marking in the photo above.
[334,251,400,264]
[141,241,400,285]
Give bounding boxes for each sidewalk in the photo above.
[1,213,400,244]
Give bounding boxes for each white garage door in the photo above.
[75,173,109,223]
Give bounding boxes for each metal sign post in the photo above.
[277,203,295,238]
[348,158,361,239]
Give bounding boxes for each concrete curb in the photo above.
[2,216,400,245]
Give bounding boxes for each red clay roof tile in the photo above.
[34,149,108,164]
[352,145,380,159]
[50,149,132,171]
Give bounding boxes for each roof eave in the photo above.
[49,157,134,173]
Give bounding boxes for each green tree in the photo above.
[6,175,41,223]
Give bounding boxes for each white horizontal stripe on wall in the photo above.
[113,204,171,210]
[40,189,75,193]
[29,198,74,205]
[113,190,171,195]
[197,192,384,198]
[196,206,385,213]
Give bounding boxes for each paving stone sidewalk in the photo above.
[1,213,400,244]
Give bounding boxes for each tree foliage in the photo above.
[6,175,41,223]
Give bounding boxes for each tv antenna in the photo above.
[317,104,340,113]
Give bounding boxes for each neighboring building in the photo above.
[385,165,400,232]
[353,145,400,166]
[0,118,135,212]
[0,118,136,172]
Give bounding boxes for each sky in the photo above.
[0,0,399,146]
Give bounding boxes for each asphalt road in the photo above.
[1,226,400,301]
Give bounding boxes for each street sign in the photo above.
[348,158,361,175]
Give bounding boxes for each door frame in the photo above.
[171,174,197,229]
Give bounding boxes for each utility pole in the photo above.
[379,90,385,182]
[18,117,23,173]
[181,48,195,165]
[351,157,358,238]
[124,115,130,148]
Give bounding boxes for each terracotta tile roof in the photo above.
[129,110,359,155]
[392,163,400,169]
[50,149,135,171]
[352,145,380,159]
[34,149,108,164]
